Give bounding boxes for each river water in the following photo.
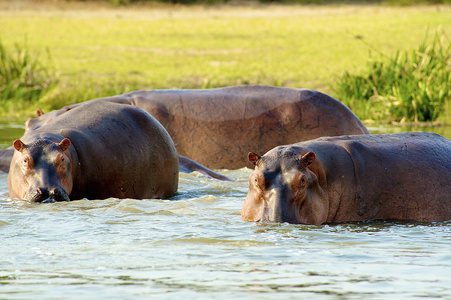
[1,121,450,299]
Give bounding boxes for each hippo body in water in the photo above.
[8,101,179,202]
[242,132,451,224]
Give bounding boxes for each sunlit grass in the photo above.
[334,29,451,123]
[0,38,56,115]
[0,3,450,120]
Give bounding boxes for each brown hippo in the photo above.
[8,101,179,202]
[24,85,369,169]
[242,132,451,224]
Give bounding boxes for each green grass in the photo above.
[0,38,57,116]
[0,2,450,122]
[89,0,451,5]
[334,29,451,123]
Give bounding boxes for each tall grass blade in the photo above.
[0,38,57,110]
[333,29,451,123]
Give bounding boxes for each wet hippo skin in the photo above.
[8,101,179,202]
[242,132,451,224]
[0,148,13,173]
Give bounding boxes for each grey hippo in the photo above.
[8,101,179,202]
[242,132,451,224]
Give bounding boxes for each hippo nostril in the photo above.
[24,187,69,203]
[26,188,50,203]
[49,188,70,202]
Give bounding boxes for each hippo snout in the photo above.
[25,187,70,203]
[259,188,299,223]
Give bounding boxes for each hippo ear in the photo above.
[59,138,71,151]
[36,108,44,117]
[13,140,26,152]
[301,151,316,166]
[248,152,261,166]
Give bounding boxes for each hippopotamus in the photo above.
[242,132,451,224]
[24,85,369,169]
[0,148,13,173]
[8,101,179,202]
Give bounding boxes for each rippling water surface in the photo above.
[1,121,451,299]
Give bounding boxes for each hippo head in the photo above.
[8,138,73,203]
[242,147,328,224]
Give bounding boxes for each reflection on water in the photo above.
[0,120,25,149]
[1,121,451,299]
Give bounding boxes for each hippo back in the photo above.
[301,132,451,222]
[124,85,369,169]
[24,85,369,169]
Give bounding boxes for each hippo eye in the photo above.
[21,157,32,170]
[251,173,265,191]
[253,177,259,186]
[294,173,307,189]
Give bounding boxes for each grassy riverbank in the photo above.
[0,1,450,123]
